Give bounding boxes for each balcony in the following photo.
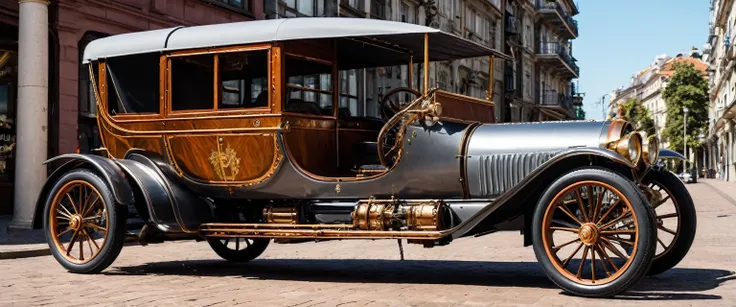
[537,42,579,78]
[540,89,574,116]
[536,0,578,39]
[505,15,520,36]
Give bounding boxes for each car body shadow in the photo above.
[109,258,732,300]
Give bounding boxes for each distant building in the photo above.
[609,51,707,148]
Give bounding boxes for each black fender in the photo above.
[120,149,214,233]
[450,148,636,241]
[658,148,686,161]
[32,154,135,229]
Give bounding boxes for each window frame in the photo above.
[164,44,273,118]
[204,0,253,14]
[283,53,336,118]
[279,0,318,17]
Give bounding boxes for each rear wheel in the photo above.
[43,169,127,273]
[640,169,697,275]
[532,167,657,298]
[207,238,270,262]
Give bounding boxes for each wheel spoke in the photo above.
[594,245,613,276]
[557,204,584,226]
[79,188,94,218]
[591,245,597,282]
[657,212,678,219]
[78,185,84,217]
[82,194,99,217]
[86,223,107,232]
[600,229,637,235]
[652,195,671,209]
[592,187,605,223]
[575,189,590,222]
[56,227,74,238]
[84,229,100,250]
[577,246,589,278]
[235,238,240,251]
[658,225,677,235]
[600,237,627,259]
[597,199,621,226]
[550,226,578,233]
[65,193,78,214]
[587,185,596,222]
[66,229,79,256]
[55,210,71,220]
[553,238,581,251]
[657,237,667,250]
[605,236,635,246]
[599,210,632,230]
[562,243,584,268]
[246,239,251,247]
[79,232,84,261]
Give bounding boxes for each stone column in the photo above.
[10,0,49,230]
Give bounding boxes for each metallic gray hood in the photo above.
[465,120,612,197]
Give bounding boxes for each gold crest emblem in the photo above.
[209,146,241,181]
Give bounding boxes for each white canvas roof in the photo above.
[82,17,511,65]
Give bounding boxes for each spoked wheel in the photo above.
[207,237,270,262]
[532,168,656,298]
[44,169,126,273]
[640,169,696,275]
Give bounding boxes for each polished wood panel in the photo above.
[166,133,278,183]
[283,40,334,63]
[433,90,496,123]
[282,114,337,177]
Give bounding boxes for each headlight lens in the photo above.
[614,132,642,164]
[640,134,660,166]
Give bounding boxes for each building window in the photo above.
[210,0,251,11]
[218,50,269,109]
[371,0,386,19]
[340,70,360,116]
[341,0,364,12]
[285,56,333,115]
[400,2,409,22]
[280,0,316,17]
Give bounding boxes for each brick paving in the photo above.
[0,182,735,306]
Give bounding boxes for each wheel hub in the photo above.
[69,215,83,231]
[578,223,600,246]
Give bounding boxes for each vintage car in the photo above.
[33,18,696,298]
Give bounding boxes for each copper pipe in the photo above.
[409,55,414,90]
[423,33,429,95]
[488,55,495,101]
[201,228,443,240]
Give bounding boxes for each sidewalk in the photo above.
[0,215,50,259]
[699,178,736,207]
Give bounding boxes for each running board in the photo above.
[199,223,445,240]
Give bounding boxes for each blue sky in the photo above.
[575,0,710,120]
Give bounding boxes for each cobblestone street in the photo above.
[1,181,735,307]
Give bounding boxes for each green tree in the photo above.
[661,62,709,154]
[621,98,657,137]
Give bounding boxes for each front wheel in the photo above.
[43,169,127,273]
[640,169,697,275]
[532,167,657,298]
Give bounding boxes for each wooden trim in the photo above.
[423,33,429,95]
[434,89,495,106]
[286,84,333,95]
[273,44,283,113]
[284,52,333,65]
[409,55,414,91]
[159,55,167,116]
[213,54,220,111]
[168,44,272,57]
[282,112,336,120]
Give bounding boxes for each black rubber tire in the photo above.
[641,169,697,276]
[43,169,127,274]
[207,238,270,262]
[531,167,657,298]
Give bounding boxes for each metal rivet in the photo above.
[412,131,417,138]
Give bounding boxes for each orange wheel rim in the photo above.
[49,180,109,264]
[542,181,639,285]
[644,181,681,259]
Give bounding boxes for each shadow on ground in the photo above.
[110,258,734,300]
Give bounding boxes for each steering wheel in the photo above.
[380,87,422,120]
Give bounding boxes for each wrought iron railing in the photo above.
[539,42,580,75]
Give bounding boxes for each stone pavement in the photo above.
[0,182,735,306]
[0,215,49,259]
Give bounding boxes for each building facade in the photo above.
[4,0,264,224]
[609,51,707,149]
[705,0,736,181]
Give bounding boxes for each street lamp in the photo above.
[684,106,689,172]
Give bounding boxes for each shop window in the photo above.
[170,54,215,111]
[284,56,333,115]
[0,49,16,180]
[218,50,269,109]
[280,0,316,17]
[106,53,160,115]
[371,0,386,18]
[209,0,251,12]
